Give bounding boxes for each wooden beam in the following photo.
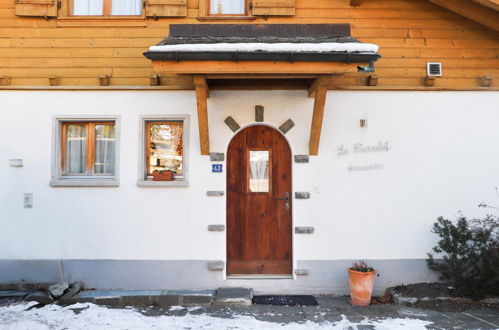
[308,75,332,98]
[194,75,210,155]
[472,0,499,11]
[426,0,499,31]
[309,79,328,156]
[152,61,364,75]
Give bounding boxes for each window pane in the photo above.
[94,124,115,175]
[148,122,183,176]
[111,0,142,15]
[65,124,87,174]
[73,0,103,15]
[210,0,245,14]
[249,150,269,192]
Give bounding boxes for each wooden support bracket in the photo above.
[478,76,493,87]
[194,75,210,155]
[48,76,59,86]
[425,76,436,87]
[149,74,160,86]
[99,75,110,86]
[309,76,329,155]
[0,76,11,86]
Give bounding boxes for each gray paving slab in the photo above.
[215,287,253,305]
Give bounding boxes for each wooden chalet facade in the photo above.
[0,0,498,294]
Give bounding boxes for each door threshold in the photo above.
[227,275,293,280]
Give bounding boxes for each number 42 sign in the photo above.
[212,164,223,173]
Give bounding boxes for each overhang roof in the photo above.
[144,24,380,64]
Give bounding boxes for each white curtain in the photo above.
[94,124,115,175]
[66,125,87,174]
[249,151,269,192]
[210,0,245,14]
[111,0,142,15]
[73,0,103,15]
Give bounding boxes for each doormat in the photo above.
[252,295,318,306]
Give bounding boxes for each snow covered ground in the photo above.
[0,301,433,330]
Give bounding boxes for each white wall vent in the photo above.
[427,62,442,77]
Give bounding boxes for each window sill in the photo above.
[137,179,188,187]
[50,178,119,187]
[57,17,147,27]
[197,16,257,21]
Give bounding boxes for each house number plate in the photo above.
[212,164,223,173]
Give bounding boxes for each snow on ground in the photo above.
[149,42,379,54]
[0,302,432,330]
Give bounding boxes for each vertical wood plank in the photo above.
[309,77,328,156]
[194,75,210,155]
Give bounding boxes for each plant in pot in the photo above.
[348,261,378,306]
[152,169,175,181]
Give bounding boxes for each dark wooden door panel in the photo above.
[227,125,292,275]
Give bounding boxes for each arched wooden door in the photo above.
[227,125,292,275]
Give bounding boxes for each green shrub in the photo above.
[427,215,499,299]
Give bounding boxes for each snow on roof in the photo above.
[149,42,379,54]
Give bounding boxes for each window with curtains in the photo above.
[51,117,120,187]
[249,150,270,193]
[72,0,142,16]
[209,0,246,15]
[138,115,189,187]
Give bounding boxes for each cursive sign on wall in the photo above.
[337,141,390,156]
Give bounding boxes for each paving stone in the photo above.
[153,294,180,307]
[122,295,151,307]
[94,297,121,307]
[0,290,35,298]
[48,282,68,298]
[208,224,225,232]
[224,116,240,132]
[208,261,225,271]
[295,226,314,234]
[215,287,253,305]
[183,295,213,305]
[206,191,224,197]
[294,155,309,163]
[279,119,295,134]
[58,281,84,306]
[209,153,225,161]
[255,105,264,122]
[295,192,310,199]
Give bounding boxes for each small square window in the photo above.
[138,115,189,187]
[51,116,120,187]
[73,0,142,16]
[209,0,246,15]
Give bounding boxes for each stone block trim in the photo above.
[215,287,253,306]
[295,226,315,234]
[295,192,310,199]
[207,261,225,271]
[206,191,224,197]
[279,119,295,134]
[208,224,225,232]
[210,153,225,161]
[255,105,264,122]
[294,269,310,276]
[224,116,240,132]
[294,155,309,163]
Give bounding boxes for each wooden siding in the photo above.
[0,0,498,90]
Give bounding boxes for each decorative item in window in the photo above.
[146,121,184,180]
[209,0,245,15]
[73,0,142,16]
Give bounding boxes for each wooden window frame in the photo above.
[246,148,272,194]
[138,115,189,188]
[145,120,184,178]
[51,115,120,187]
[69,0,145,17]
[61,121,116,176]
[198,0,256,20]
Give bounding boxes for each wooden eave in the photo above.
[426,0,499,31]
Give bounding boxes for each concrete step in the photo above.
[214,287,253,306]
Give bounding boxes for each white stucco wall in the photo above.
[1,90,498,263]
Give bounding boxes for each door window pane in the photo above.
[111,0,142,15]
[65,124,87,174]
[210,0,245,15]
[249,150,269,192]
[148,122,183,176]
[94,124,115,175]
[73,0,103,15]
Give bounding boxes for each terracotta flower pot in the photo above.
[348,268,377,306]
[152,170,174,181]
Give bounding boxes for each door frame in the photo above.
[225,123,295,277]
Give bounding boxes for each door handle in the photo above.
[277,192,290,210]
